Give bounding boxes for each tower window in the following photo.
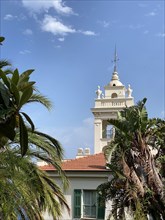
[113,84,116,86]
[111,93,118,98]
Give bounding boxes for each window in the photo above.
[111,93,117,98]
[83,190,97,218]
[74,189,105,219]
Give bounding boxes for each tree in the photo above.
[98,98,165,220]
[0,36,69,219]
[0,129,69,219]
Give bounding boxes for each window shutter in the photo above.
[97,194,105,219]
[74,189,81,218]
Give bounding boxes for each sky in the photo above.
[0,0,164,159]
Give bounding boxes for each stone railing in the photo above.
[95,100,126,107]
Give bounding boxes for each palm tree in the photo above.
[0,69,70,219]
[0,129,69,219]
[98,98,165,220]
[0,39,70,219]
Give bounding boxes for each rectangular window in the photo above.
[74,189,105,219]
[83,190,97,218]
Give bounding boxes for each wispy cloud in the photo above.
[4,13,27,21]
[19,50,31,55]
[128,24,144,29]
[40,117,94,158]
[58,37,65,42]
[156,32,165,37]
[41,15,96,37]
[145,12,157,16]
[98,20,110,28]
[79,30,97,36]
[4,14,17,20]
[54,45,61,49]
[22,0,75,16]
[23,28,33,35]
[144,30,149,34]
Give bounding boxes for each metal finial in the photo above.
[113,45,119,72]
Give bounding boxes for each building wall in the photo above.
[43,173,109,220]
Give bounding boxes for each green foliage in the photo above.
[98,98,165,219]
[0,144,69,219]
[0,36,69,218]
[134,200,147,220]
[0,66,53,156]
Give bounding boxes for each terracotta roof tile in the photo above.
[40,153,107,171]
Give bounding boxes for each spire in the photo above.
[113,45,119,72]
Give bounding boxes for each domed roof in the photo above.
[109,71,123,86]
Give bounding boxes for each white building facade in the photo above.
[41,49,134,220]
[91,51,134,153]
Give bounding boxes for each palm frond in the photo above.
[27,93,52,110]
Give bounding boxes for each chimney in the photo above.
[76,148,84,158]
[84,148,90,156]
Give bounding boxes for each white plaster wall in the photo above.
[43,175,108,220]
[94,119,102,154]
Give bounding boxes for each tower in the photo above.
[91,49,134,154]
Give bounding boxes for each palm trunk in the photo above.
[122,157,145,197]
[142,147,164,198]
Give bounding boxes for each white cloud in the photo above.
[4,14,17,20]
[156,32,165,37]
[4,13,27,21]
[80,30,97,36]
[58,37,65,41]
[41,15,76,36]
[19,50,31,55]
[145,12,157,16]
[54,45,61,49]
[23,29,33,35]
[41,15,96,37]
[22,0,74,15]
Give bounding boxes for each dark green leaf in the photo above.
[18,81,35,92]
[11,69,19,85]
[20,112,35,132]
[0,81,10,107]
[19,114,28,156]
[11,82,20,105]
[19,87,33,108]
[0,70,10,89]
[0,116,16,141]
[18,69,34,84]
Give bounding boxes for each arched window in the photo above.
[111,93,117,98]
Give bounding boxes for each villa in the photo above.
[39,50,134,220]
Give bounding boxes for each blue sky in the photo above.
[1,0,164,158]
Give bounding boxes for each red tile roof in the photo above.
[40,153,108,171]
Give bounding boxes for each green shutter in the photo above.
[74,189,81,218]
[97,194,105,219]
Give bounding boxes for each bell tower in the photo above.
[91,48,134,154]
